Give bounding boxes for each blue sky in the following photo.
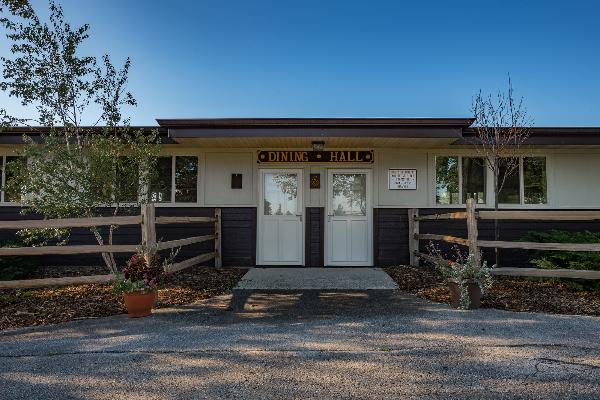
[1,0,599,126]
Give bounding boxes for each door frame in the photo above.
[325,168,373,266]
[256,168,305,266]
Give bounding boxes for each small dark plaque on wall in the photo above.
[310,173,321,189]
[231,173,243,189]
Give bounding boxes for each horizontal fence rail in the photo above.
[0,275,112,290]
[408,200,600,280]
[155,216,216,225]
[0,205,222,289]
[0,244,139,256]
[412,250,600,280]
[0,215,142,230]
[477,210,600,221]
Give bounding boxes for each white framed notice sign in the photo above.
[388,169,417,190]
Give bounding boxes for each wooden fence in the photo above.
[408,198,600,280]
[0,204,221,289]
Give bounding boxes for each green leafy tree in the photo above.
[0,0,160,273]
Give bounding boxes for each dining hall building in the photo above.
[1,117,600,267]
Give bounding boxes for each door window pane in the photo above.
[462,157,486,204]
[264,173,298,216]
[175,156,198,202]
[524,157,547,204]
[150,157,172,203]
[436,156,459,204]
[332,173,366,216]
[498,158,520,204]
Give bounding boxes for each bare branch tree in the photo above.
[469,76,533,266]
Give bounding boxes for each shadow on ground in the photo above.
[1,289,599,399]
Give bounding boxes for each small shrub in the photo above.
[111,252,166,294]
[425,242,493,309]
[521,230,600,292]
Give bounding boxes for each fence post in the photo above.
[466,198,480,267]
[141,203,157,263]
[214,208,222,268]
[408,208,419,266]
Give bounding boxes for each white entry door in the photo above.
[258,169,304,265]
[326,169,372,266]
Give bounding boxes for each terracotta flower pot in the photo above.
[448,279,482,309]
[123,291,154,317]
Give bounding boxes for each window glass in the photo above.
[150,157,172,203]
[332,173,367,216]
[263,173,298,216]
[4,156,24,203]
[115,157,139,203]
[498,157,520,204]
[461,157,486,204]
[524,157,547,204]
[175,156,198,202]
[435,156,459,204]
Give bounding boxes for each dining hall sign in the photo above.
[257,150,374,164]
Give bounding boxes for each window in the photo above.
[115,157,139,203]
[461,157,486,204]
[498,158,520,204]
[435,156,459,204]
[498,157,547,205]
[1,156,25,203]
[524,157,547,204]
[435,156,485,205]
[175,156,198,202]
[150,157,172,203]
[149,156,198,203]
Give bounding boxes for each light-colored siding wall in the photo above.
[2,144,600,209]
[204,152,255,206]
[552,154,600,208]
[376,151,429,207]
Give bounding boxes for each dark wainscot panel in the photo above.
[0,207,257,268]
[374,208,600,268]
[305,207,324,267]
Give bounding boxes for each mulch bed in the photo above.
[0,266,247,331]
[384,266,600,316]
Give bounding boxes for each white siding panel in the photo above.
[553,154,600,208]
[204,152,254,205]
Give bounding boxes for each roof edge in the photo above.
[156,117,476,128]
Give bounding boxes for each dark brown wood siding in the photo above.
[373,208,410,266]
[0,207,257,267]
[305,207,324,266]
[374,208,600,268]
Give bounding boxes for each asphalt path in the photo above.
[1,290,599,399]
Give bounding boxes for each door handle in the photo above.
[295,213,303,222]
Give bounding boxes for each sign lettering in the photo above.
[257,150,374,164]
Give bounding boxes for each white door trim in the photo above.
[257,168,305,266]
[325,168,373,266]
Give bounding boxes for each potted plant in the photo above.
[110,252,165,318]
[426,243,493,309]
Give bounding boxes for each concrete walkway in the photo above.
[1,290,599,399]
[234,267,398,290]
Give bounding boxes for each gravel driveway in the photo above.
[1,290,599,399]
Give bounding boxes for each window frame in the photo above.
[150,155,200,205]
[432,153,550,208]
[499,156,548,206]
[433,155,488,206]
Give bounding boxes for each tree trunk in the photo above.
[91,228,117,274]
